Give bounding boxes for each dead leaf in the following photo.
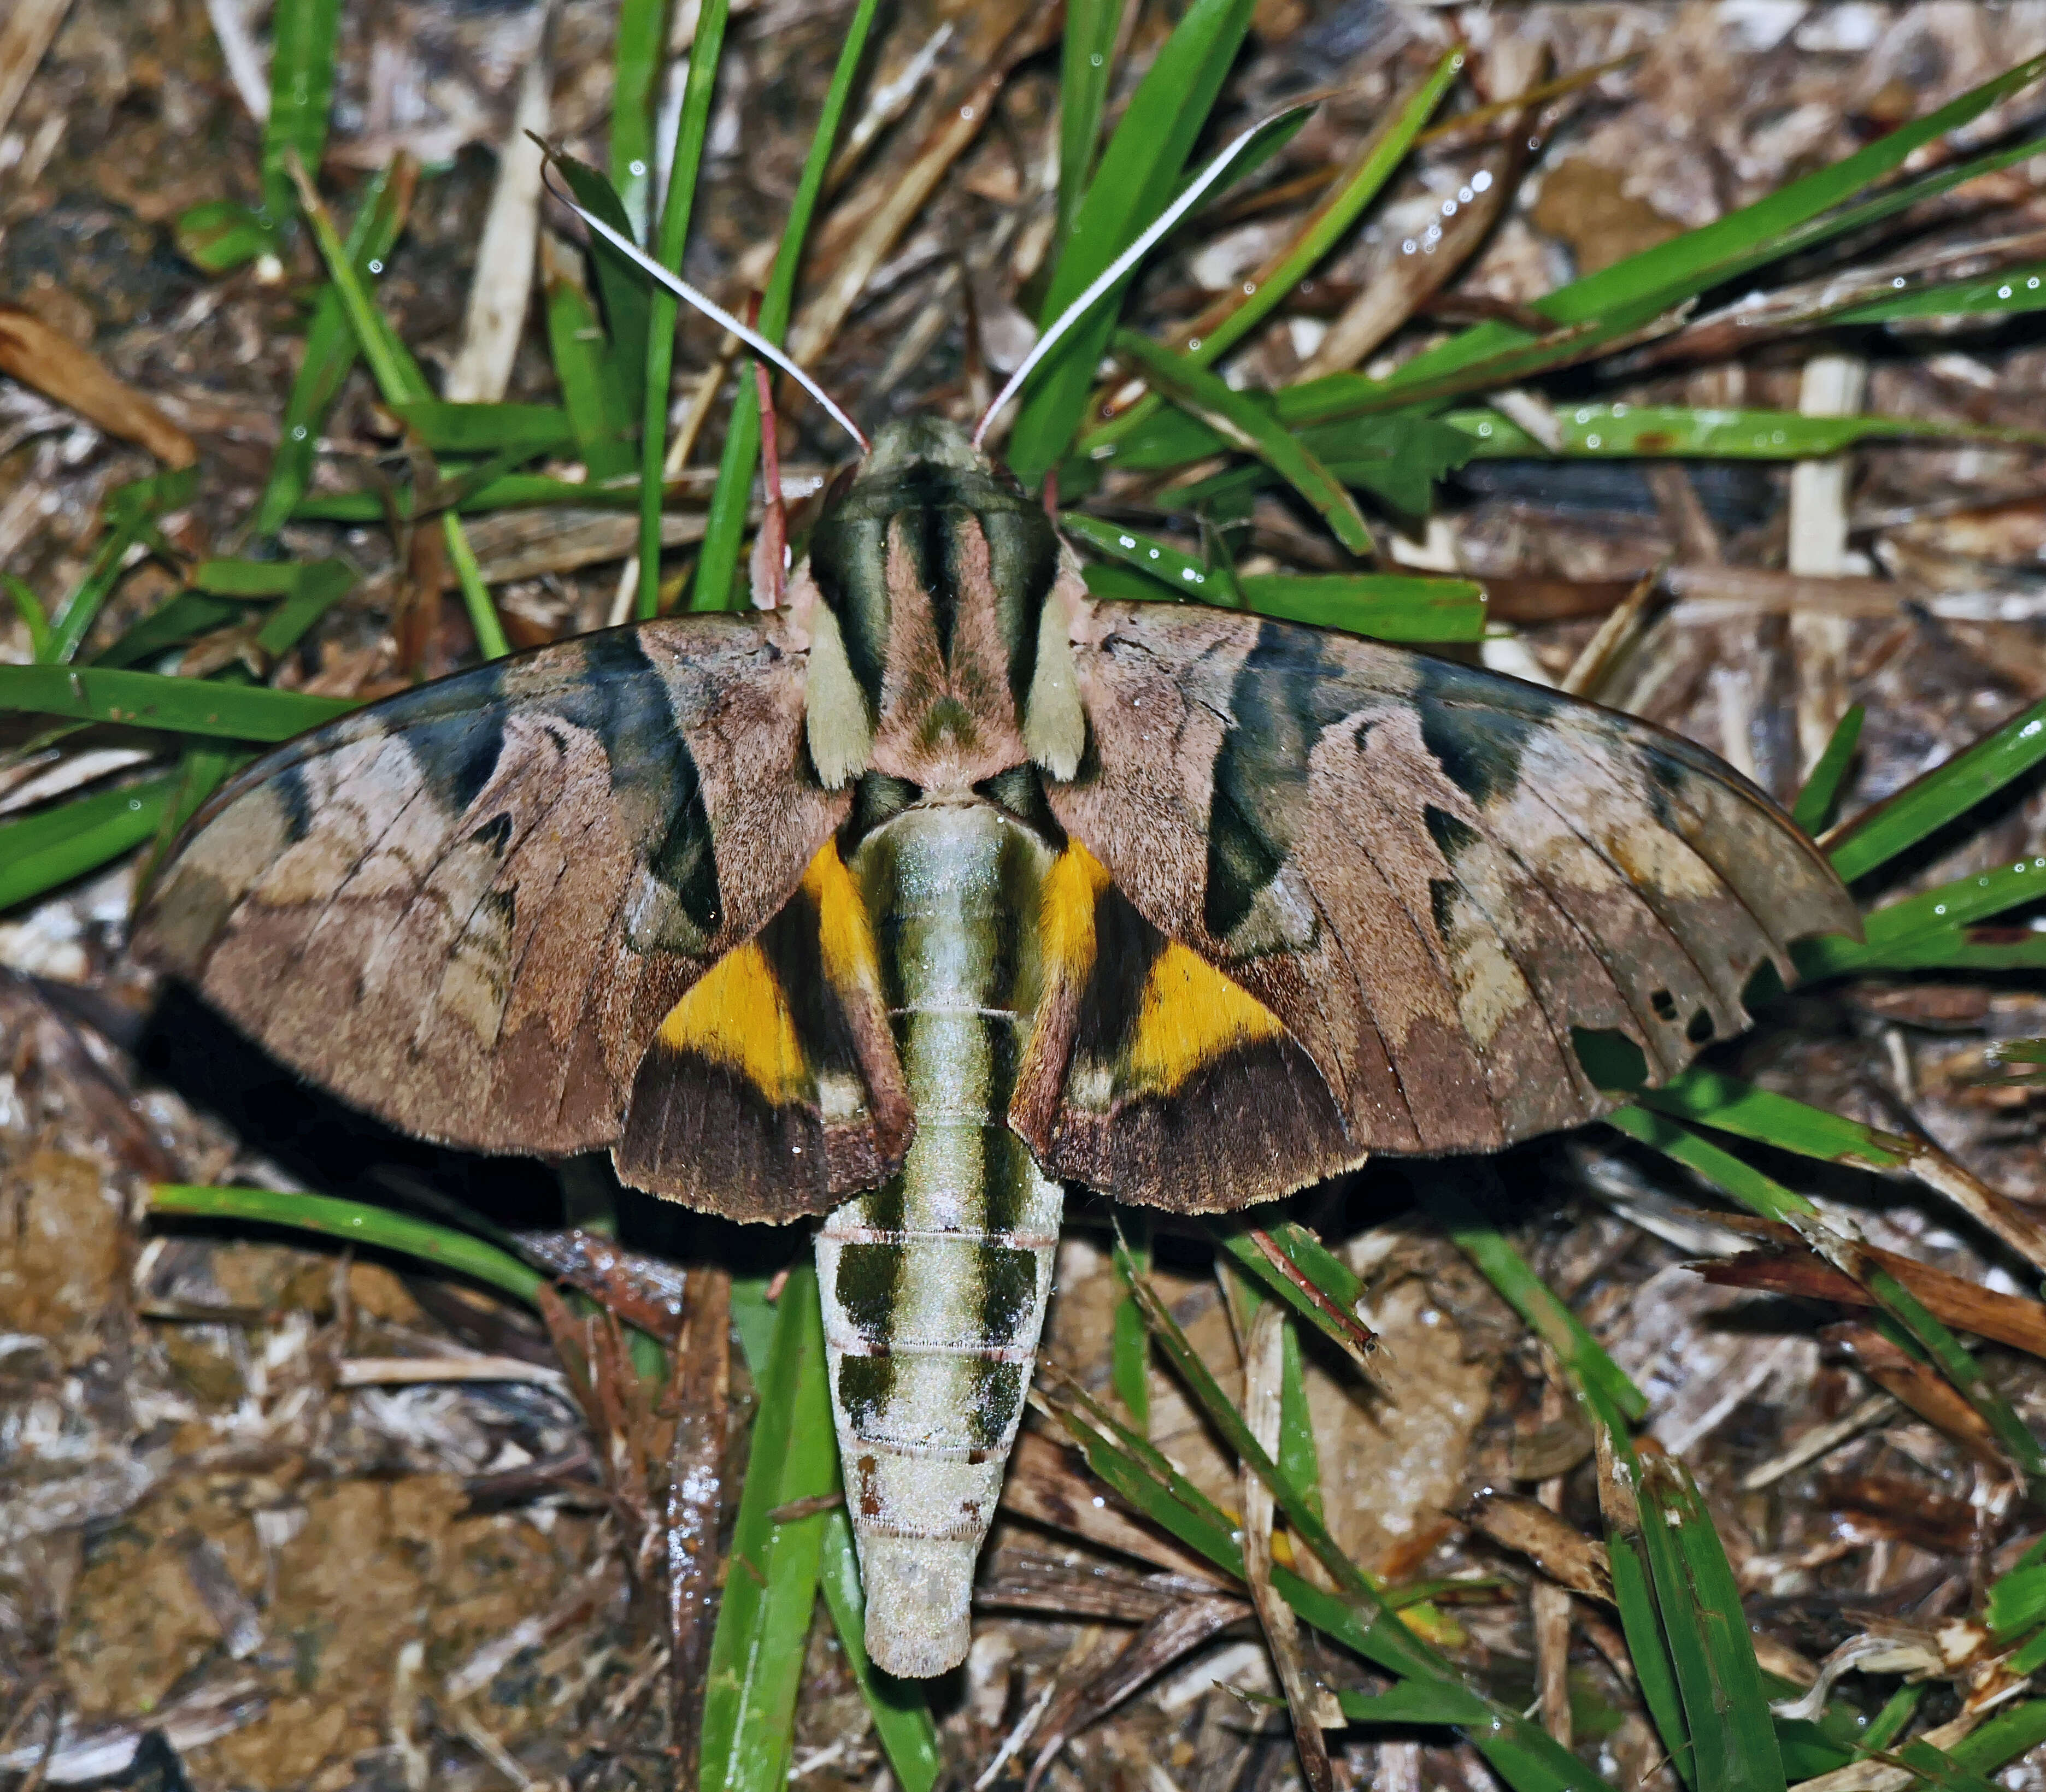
[1530,158,1683,276]
[0,308,197,468]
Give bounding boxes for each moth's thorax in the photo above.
[796,417,1069,794]
[816,789,1062,1677]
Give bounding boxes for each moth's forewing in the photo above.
[132,618,856,1189]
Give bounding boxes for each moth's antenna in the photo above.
[538,154,869,456]
[972,100,1319,452]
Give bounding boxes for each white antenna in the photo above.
[542,162,869,455]
[973,101,1320,451]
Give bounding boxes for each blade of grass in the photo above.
[1830,261,2046,323]
[1629,1069,1909,1169]
[544,239,637,482]
[289,154,512,661]
[256,0,343,244]
[1448,404,2046,458]
[1112,1212,1152,1431]
[1008,0,1257,481]
[45,468,197,664]
[1057,0,1128,244]
[552,151,655,413]
[150,1184,545,1304]
[389,400,574,457]
[0,774,176,910]
[1825,692,2046,882]
[0,665,356,739]
[1236,573,1484,640]
[251,154,418,537]
[1798,849,2046,977]
[609,0,668,239]
[5,572,51,661]
[1088,48,1462,449]
[1208,1222,1378,1368]
[1425,1183,1649,1423]
[1110,330,1375,555]
[1793,703,1864,835]
[1059,512,1236,602]
[1632,1451,1786,1792]
[698,1262,834,1792]
[635,0,733,617]
[692,0,879,613]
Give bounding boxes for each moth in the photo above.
[133,125,1860,1680]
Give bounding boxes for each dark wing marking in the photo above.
[1034,599,1860,1206]
[134,618,851,1165]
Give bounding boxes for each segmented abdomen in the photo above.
[815,795,1060,1679]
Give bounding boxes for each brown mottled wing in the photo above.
[134,619,857,1198]
[1021,600,1861,1212]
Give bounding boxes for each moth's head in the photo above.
[795,414,1082,793]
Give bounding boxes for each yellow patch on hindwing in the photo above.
[1125,940,1283,1095]
[656,940,808,1103]
[1037,840,1284,1098]
[1039,840,1113,981]
[802,836,883,994]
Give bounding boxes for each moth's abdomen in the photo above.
[816,795,1059,1679]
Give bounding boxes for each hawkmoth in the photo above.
[132,127,1861,1680]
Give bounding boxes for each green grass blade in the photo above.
[1798,848,2046,977]
[390,401,574,457]
[544,250,637,482]
[1953,1702,2046,1776]
[1191,49,1460,374]
[699,1262,834,1792]
[45,468,197,664]
[1541,55,2046,329]
[1607,1529,1695,1788]
[0,775,176,910]
[90,592,238,668]
[1449,405,2046,458]
[1825,693,2046,882]
[1235,573,1485,640]
[257,0,343,244]
[636,0,733,617]
[608,0,668,238]
[692,0,880,613]
[814,1510,942,1792]
[0,665,356,739]
[1793,704,1863,835]
[554,151,655,411]
[1630,1069,1908,1169]
[1111,1213,1152,1430]
[251,155,415,537]
[1277,1317,1322,1526]
[1208,1221,1378,1365]
[150,1184,545,1303]
[1635,1455,1786,1792]
[5,573,51,661]
[1008,0,1256,481]
[292,159,511,660]
[1825,262,2046,324]
[1082,49,1461,455]
[1058,0,1128,243]
[174,198,274,274]
[1059,512,1237,603]
[1110,328,1374,555]
[1426,1186,1649,1423]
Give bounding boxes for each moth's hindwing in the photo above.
[1039,601,1862,1207]
[1012,841,1356,1210]
[618,837,910,1221]
[133,617,848,1158]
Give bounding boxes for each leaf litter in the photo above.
[15,2,2046,1789]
